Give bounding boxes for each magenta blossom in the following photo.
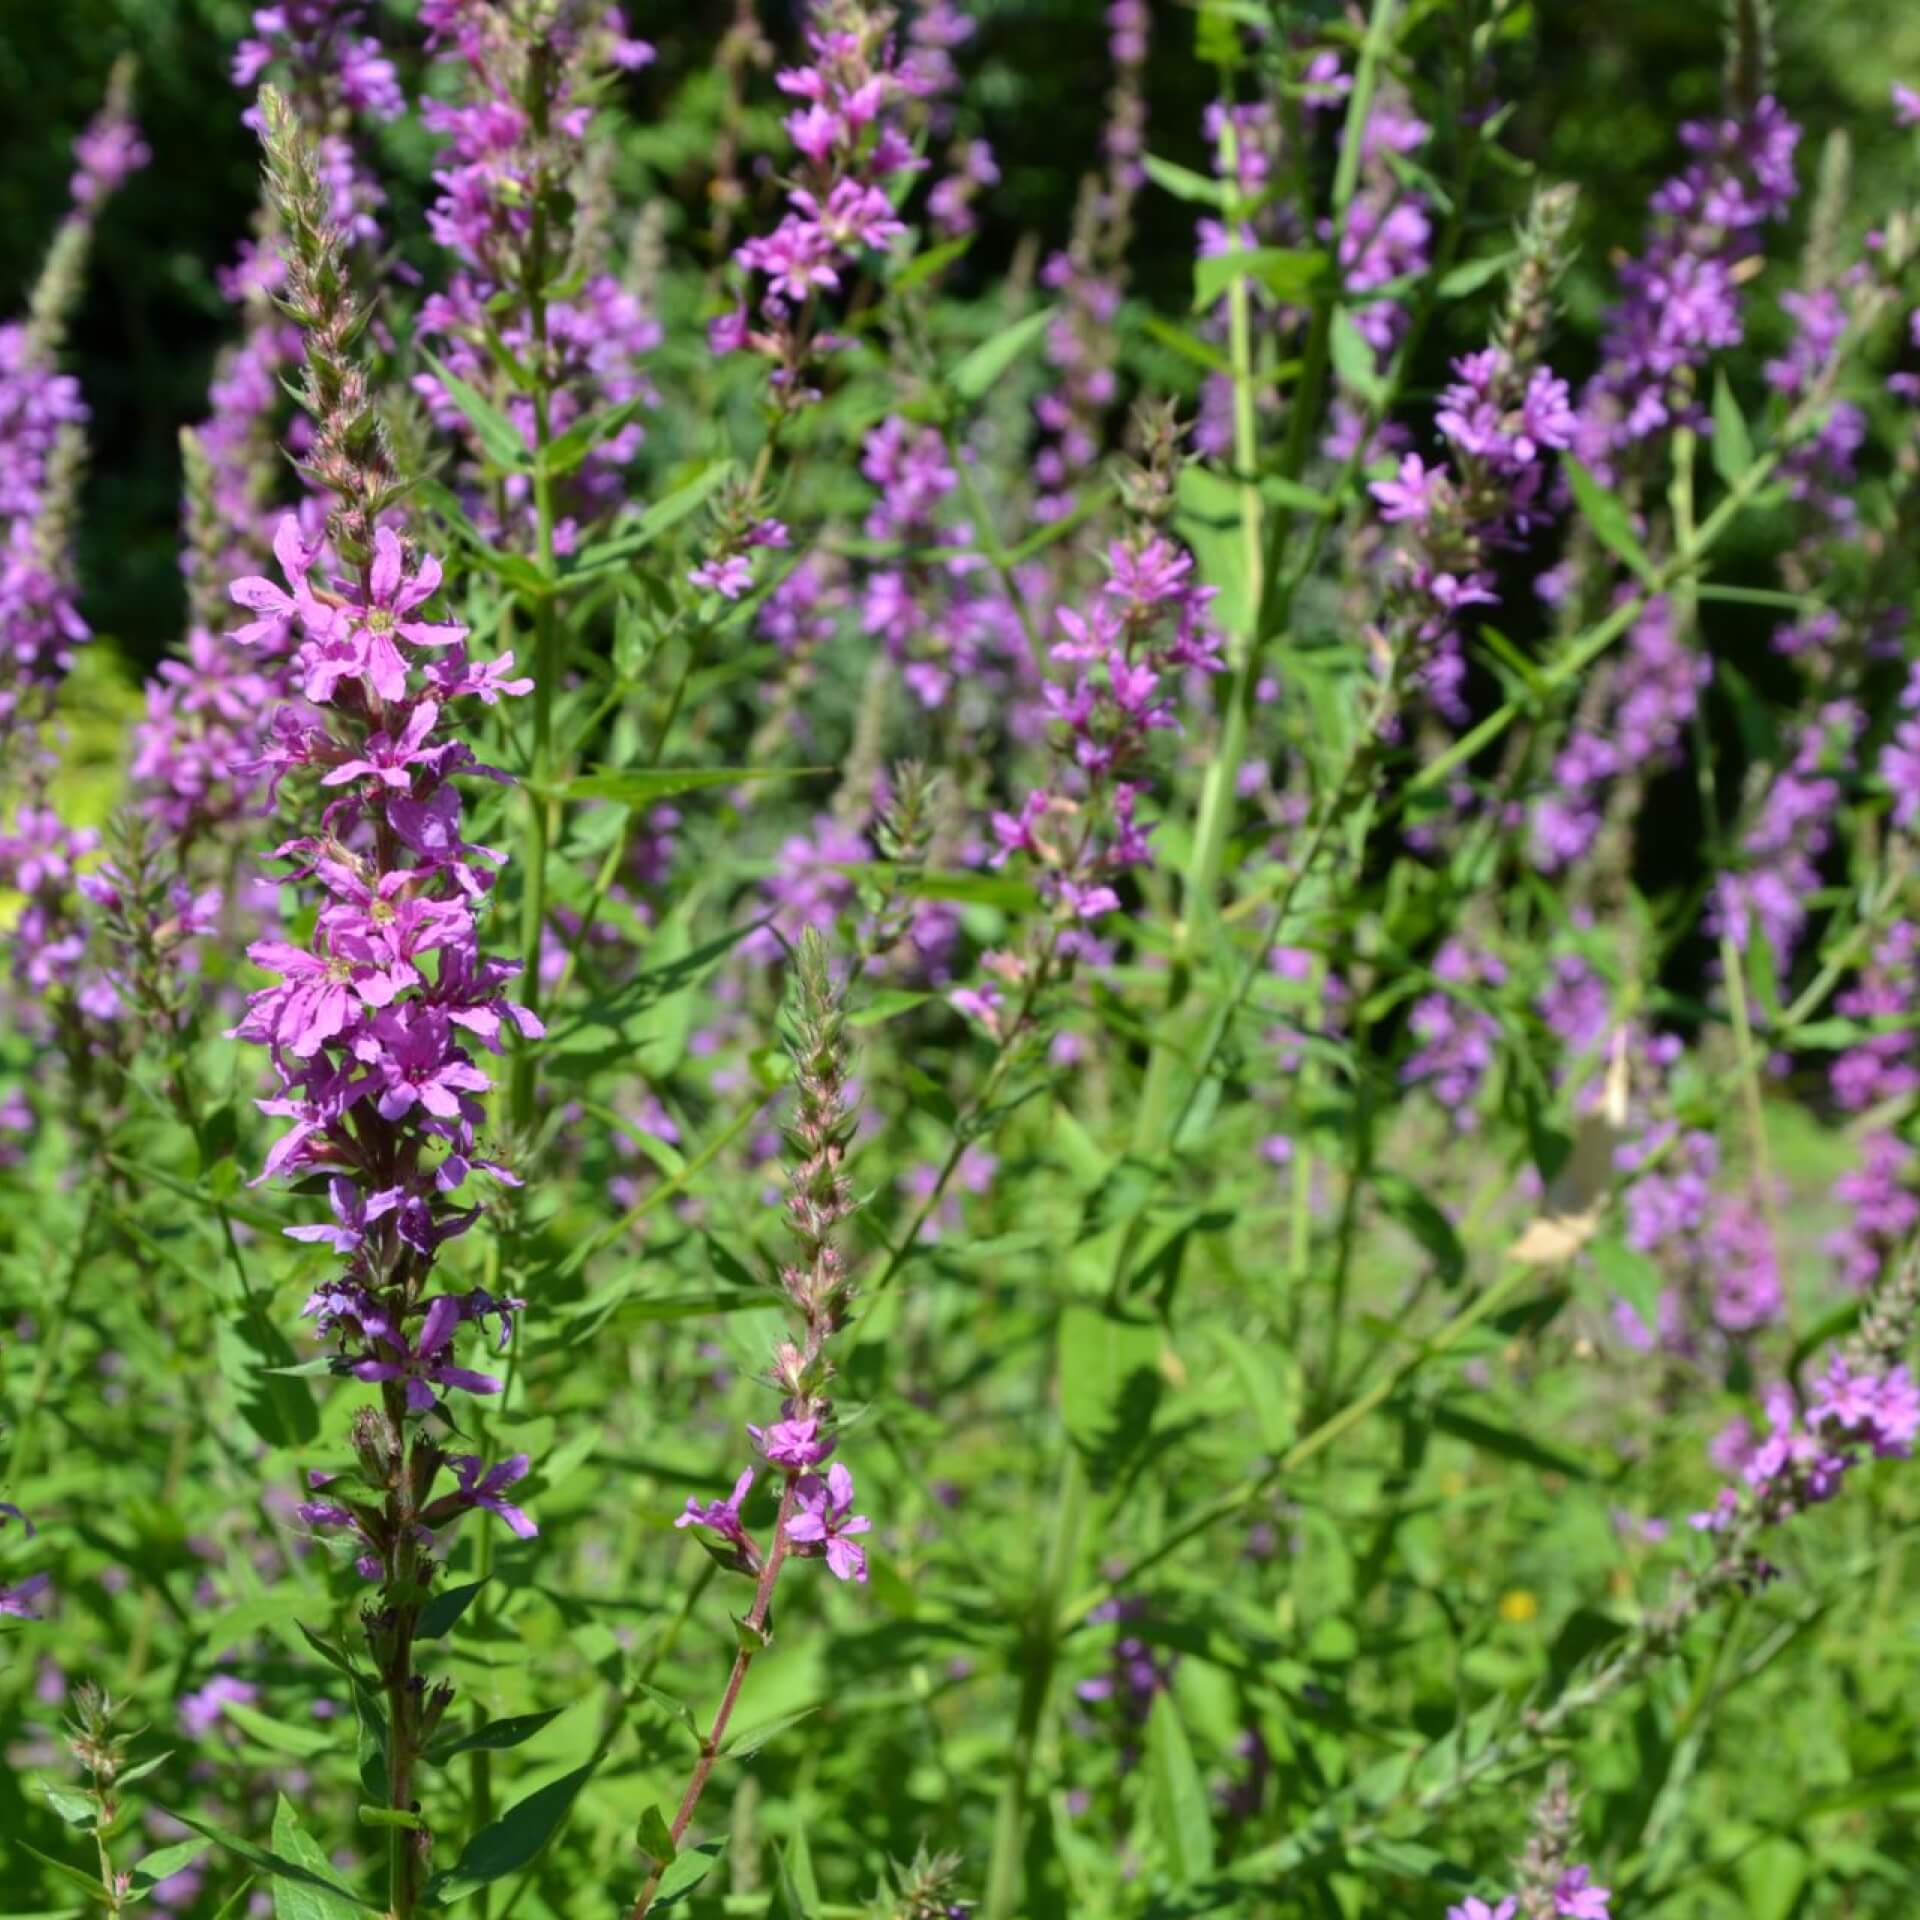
[786,1463,871,1583]
[447,1453,538,1539]
[750,1414,835,1470]
[676,1468,757,1554]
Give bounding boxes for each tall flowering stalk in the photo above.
[985,409,1224,954]
[712,0,915,401]
[410,1,658,1125]
[639,930,871,1915]
[0,59,147,740]
[1366,182,1581,724]
[229,89,539,1916]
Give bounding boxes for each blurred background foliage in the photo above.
[5,0,1920,678]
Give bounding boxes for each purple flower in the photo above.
[786,1462,872,1583]
[326,528,465,703]
[354,1295,504,1413]
[448,1454,538,1539]
[0,1571,49,1618]
[675,1468,757,1553]
[283,1175,403,1254]
[690,555,754,600]
[750,1415,835,1470]
[179,1673,258,1738]
[1370,452,1446,525]
[1552,1867,1611,1920]
[1447,1901,1517,1920]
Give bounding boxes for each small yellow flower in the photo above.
[1497,1588,1539,1625]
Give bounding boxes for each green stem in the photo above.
[10,1183,101,1489]
[512,63,562,1134]
[983,1448,1088,1920]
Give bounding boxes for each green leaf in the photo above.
[1563,457,1657,586]
[39,1782,99,1828]
[846,988,933,1028]
[637,1804,677,1865]
[1193,245,1328,312]
[890,235,972,294]
[211,1877,261,1920]
[130,1839,211,1888]
[271,1796,365,1920]
[1259,474,1333,516]
[545,916,772,1069]
[416,479,552,597]
[426,1709,566,1764]
[1144,152,1224,206]
[951,307,1054,402]
[114,1749,172,1790]
[1216,1337,1298,1455]
[653,1841,726,1911]
[222,1305,321,1449]
[428,1764,596,1904]
[632,1682,703,1748]
[565,765,829,805]
[1057,1304,1162,1460]
[567,460,738,576]
[1711,370,1756,485]
[295,1621,359,1676]
[416,1579,488,1640]
[169,1810,378,1911]
[1436,250,1518,299]
[767,1829,819,1919]
[720,1704,818,1758]
[349,1677,389,1807]
[1371,1171,1467,1287]
[1328,308,1386,407]
[222,1700,337,1758]
[15,1841,113,1904]
[1145,1693,1215,1885]
[599,1290,779,1331]
[539,396,648,479]
[1139,313,1235,379]
[1588,1235,1662,1329]
[1429,1403,1596,1481]
[828,862,1038,912]
[419,351,528,472]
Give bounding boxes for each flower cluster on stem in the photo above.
[229,88,541,1916]
[646,931,869,1915]
[713,0,919,402]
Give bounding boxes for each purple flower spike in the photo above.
[787,1462,872,1583]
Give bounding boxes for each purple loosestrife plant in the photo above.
[227,88,539,1915]
[637,929,868,1915]
[22,7,1920,1918]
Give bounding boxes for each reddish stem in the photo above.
[627,1474,800,1919]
